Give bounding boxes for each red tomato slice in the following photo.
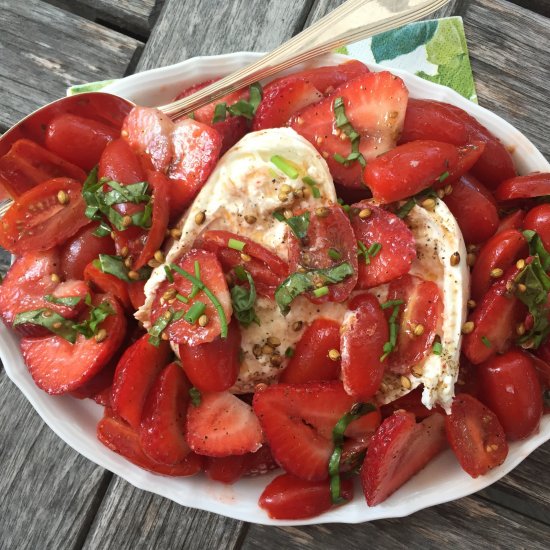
[98,138,146,184]
[150,249,232,345]
[61,222,116,280]
[445,394,508,478]
[83,262,131,310]
[363,140,460,204]
[288,205,358,304]
[496,209,525,234]
[45,114,118,171]
[20,293,127,394]
[349,202,415,288]
[443,142,486,186]
[385,274,443,374]
[340,293,388,400]
[128,280,147,310]
[289,71,408,189]
[97,412,203,477]
[524,204,550,252]
[470,228,528,301]
[478,350,543,440]
[494,173,550,202]
[0,177,88,254]
[400,99,516,189]
[178,321,241,392]
[139,361,192,465]
[443,173,499,245]
[259,473,353,520]
[280,318,341,384]
[0,139,86,198]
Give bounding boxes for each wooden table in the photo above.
[1,0,549,548]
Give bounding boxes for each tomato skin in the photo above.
[470,229,528,301]
[443,173,499,244]
[443,142,486,186]
[98,138,146,184]
[478,351,543,440]
[259,473,353,520]
[0,139,87,198]
[340,293,388,400]
[496,209,525,234]
[128,280,146,310]
[280,318,341,384]
[494,173,550,202]
[178,321,241,392]
[288,205,358,304]
[0,177,88,254]
[524,204,550,252]
[445,394,508,478]
[363,140,460,203]
[61,222,116,280]
[83,262,131,310]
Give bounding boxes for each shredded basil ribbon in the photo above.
[396,187,438,219]
[329,402,377,504]
[273,211,310,240]
[189,387,202,406]
[332,97,366,168]
[380,299,404,361]
[94,254,151,282]
[357,241,382,265]
[231,269,260,327]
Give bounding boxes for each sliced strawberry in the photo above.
[70,359,117,405]
[253,381,380,481]
[259,473,353,520]
[97,412,203,477]
[289,71,408,189]
[349,202,416,288]
[139,361,192,465]
[380,387,444,420]
[21,293,127,394]
[186,391,263,457]
[361,411,446,506]
[111,334,172,429]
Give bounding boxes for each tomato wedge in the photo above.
[494,172,550,202]
[83,262,131,310]
[0,177,88,254]
[98,138,146,184]
[524,204,550,252]
[496,209,525,234]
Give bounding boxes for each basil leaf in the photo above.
[44,294,82,307]
[95,254,152,282]
[148,310,172,347]
[212,102,227,124]
[231,270,260,327]
[228,100,255,119]
[189,387,201,407]
[524,230,550,271]
[92,220,112,237]
[73,300,115,338]
[103,181,150,205]
[249,82,262,112]
[275,262,354,315]
[284,212,310,240]
[13,309,77,343]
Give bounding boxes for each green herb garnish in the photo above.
[189,387,202,407]
[380,300,402,361]
[285,346,294,358]
[184,301,207,324]
[44,294,82,307]
[332,97,366,168]
[432,341,443,355]
[524,230,550,271]
[212,102,227,123]
[230,270,260,327]
[313,286,329,297]
[148,311,173,346]
[481,336,492,348]
[226,82,262,119]
[438,171,450,183]
[94,255,152,282]
[270,155,299,179]
[328,248,342,261]
[357,241,381,265]
[302,176,321,198]
[228,238,246,251]
[13,309,78,343]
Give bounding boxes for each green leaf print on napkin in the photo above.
[371,21,437,63]
[416,18,477,102]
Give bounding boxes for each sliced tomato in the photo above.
[128,280,147,310]
[45,114,118,171]
[349,202,415,288]
[478,350,543,440]
[443,173,499,245]
[443,142,486,186]
[150,249,232,345]
[289,71,408,189]
[0,177,88,254]
[97,412,203,477]
[98,138,146,184]
[400,99,516,189]
[0,139,86,198]
[20,293,126,394]
[259,473,353,520]
[496,209,525,234]
[384,275,443,374]
[524,204,550,252]
[280,318,341,384]
[494,173,550,202]
[470,228,528,301]
[61,222,116,280]
[340,293,388,400]
[178,320,241,392]
[83,261,131,310]
[361,411,446,506]
[445,394,508,478]
[363,140,460,203]
[111,334,172,429]
[288,205,358,304]
[463,266,527,365]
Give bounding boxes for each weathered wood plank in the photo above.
[0,370,111,550]
[244,493,550,550]
[136,0,315,71]
[82,476,245,550]
[0,0,143,132]
[463,0,550,159]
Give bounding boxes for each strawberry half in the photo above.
[361,411,447,506]
[253,381,380,481]
[186,391,263,457]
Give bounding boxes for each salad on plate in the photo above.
[0,57,549,521]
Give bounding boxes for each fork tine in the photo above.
[0,199,14,219]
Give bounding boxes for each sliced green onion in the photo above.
[333,153,348,165]
[438,171,450,183]
[228,238,246,251]
[380,299,404,310]
[396,198,416,219]
[184,301,207,324]
[212,102,227,124]
[234,265,247,281]
[313,286,329,297]
[273,211,286,222]
[302,176,317,186]
[148,311,172,346]
[285,346,294,358]
[175,293,189,304]
[328,248,342,261]
[164,265,174,283]
[189,387,201,406]
[481,336,492,348]
[189,260,201,300]
[432,341,443,355]
[271,155,299,179]
[380,302,402,361]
